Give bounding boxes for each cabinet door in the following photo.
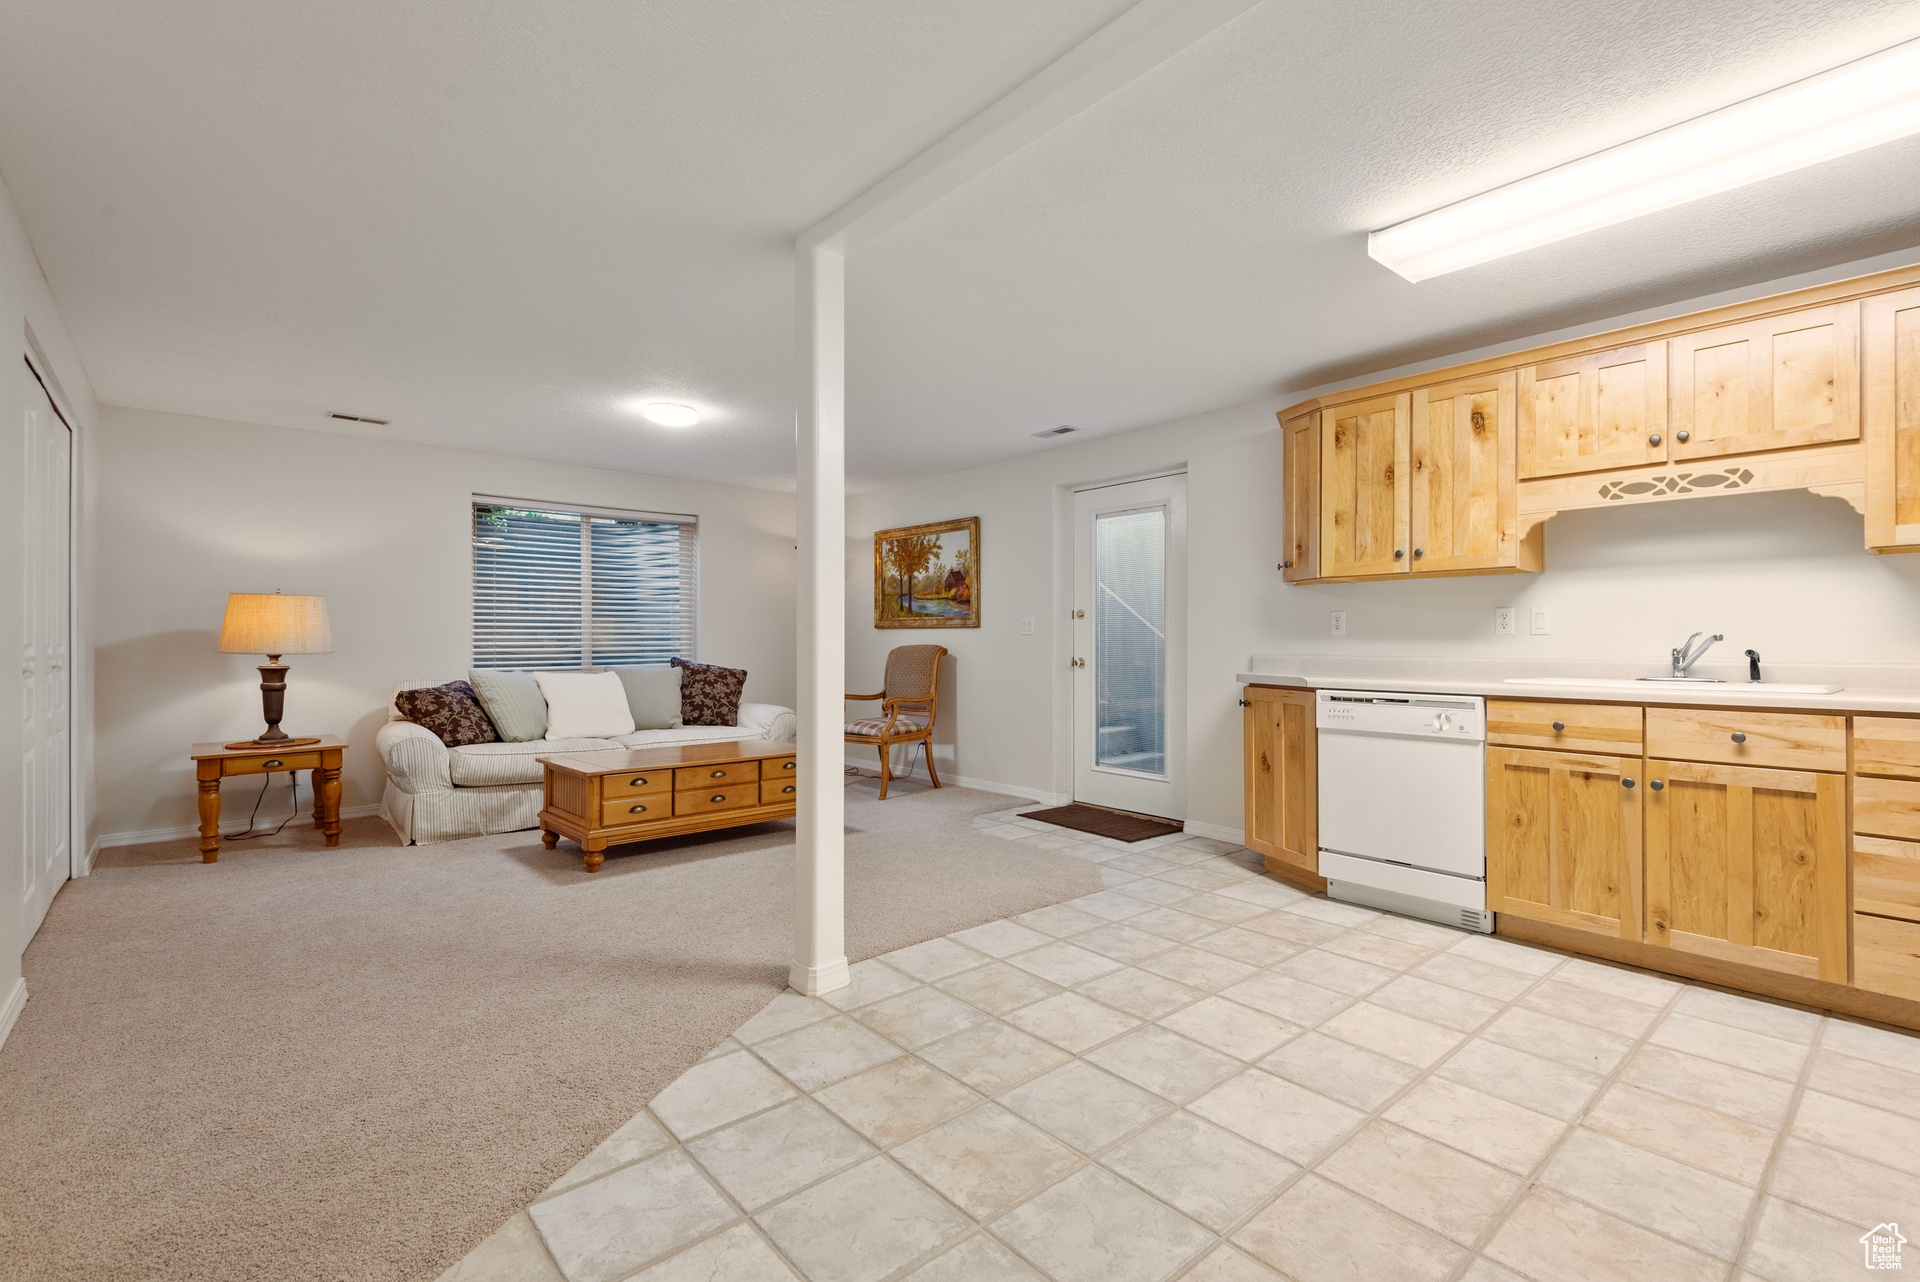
[1282,410,1319,582]
[1865,285,1920,550]
[1319,392,1409,578]
[1487,747,1642,940]
[1669,303,1860,462]
[1517,342,1668,479]
[1410,372,1519,573]
[1243,686,1318,884]
[1645,759,1847,982]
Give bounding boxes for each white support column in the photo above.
[791,241,850,996]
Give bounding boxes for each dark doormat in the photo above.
[1020,803,1184,843]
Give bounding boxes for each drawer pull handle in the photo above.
[711,793,727,803]
[628,776,648,786]
[1650,780,1665,791]
[263,759,283,769]
[783,761,796,770]
[629,804,648,814]
[1730,732,1747,744]
[711,769,728,778]
[1622,777,1635,789]
[781,784,795,794]
[1551,721,1564,732]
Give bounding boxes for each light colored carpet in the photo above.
[0,778,1100,1282]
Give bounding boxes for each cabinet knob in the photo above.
[1413,548,1424,558]
[1649,433,1662,446]
[1622,777,1635,788]
[1551,721,1565,732]
[1394,549,1405,559]
[1676,430,1690,443]
[629,803,648,814]
[1650,780,1665,791]
[1731,732,1747,744]
[710,793,726,803]
[1280,560,1292,569]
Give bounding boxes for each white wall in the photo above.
[846,253,1920,842]
[0,170,98,1045]
[92,408,796,842]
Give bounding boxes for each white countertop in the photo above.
[1234,656,1920,714]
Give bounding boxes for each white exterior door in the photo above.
[22,370,70,939]
[1072,474,1187,820]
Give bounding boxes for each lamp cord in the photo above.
[222,771,303,842]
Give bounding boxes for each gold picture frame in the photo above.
[874,517,980,629]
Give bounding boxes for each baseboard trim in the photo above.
[98,803,384,849]
[1183,819,1247,847]
[840,760,1068,806]
[789,957,851,996]
[0,977,26,1051]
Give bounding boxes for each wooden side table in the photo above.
[190,735,347,862]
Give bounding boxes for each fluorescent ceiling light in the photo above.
[639,402,700,427]
[1368,36,1920,282]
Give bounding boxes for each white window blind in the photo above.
[472,500,697,670]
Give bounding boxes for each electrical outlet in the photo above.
[1019,617,1035,635]
[1530,606,1554,636]
[1330,610,1347,637]
[1495,607,1516,636]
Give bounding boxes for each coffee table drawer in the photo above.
[761,778,799,805]
[765,755,797,781]
[601,796,670,827]
[603,769,672,800]
[676,784,761,817]
[677,761,760,790]
[225,751,323,776]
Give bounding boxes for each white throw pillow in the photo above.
[535,671,636,740]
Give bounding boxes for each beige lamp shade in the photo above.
[217,592,334,656]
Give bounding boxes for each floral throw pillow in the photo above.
[671,658,747,727]
[396,680,500,747]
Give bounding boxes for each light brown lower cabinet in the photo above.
[1644,758,1848,983]
[1486,746,1642,940]
[1243,686,1319,887]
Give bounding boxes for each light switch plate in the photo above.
[1330,610,1347,637]
[1530,606,1553,636]
[1019,617,1035,635]
[1495,607,1516,635]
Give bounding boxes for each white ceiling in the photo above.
[4,0,1920,489]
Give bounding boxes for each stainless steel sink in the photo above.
[1501,677,1843,695]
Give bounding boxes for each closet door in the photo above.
[22,369,71,940]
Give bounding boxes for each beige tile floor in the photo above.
[443,808,1920,1282]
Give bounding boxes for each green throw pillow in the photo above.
[609,666,683,730]
[467,669,549,742]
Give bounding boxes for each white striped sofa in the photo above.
[376,682,797,844]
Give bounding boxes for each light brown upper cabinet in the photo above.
[1319,392,1409,579]
[1865,284,1920,552]
[1410,372,1539,574]
[1516,342,1668,479]
[1669,303,1860,462]
[1281,410,1319,583]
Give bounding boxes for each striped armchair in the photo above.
[846,644,947,799]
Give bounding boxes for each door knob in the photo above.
[1072,657,1085,668]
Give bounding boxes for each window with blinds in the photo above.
[471,500,698,670]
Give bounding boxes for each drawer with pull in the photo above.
[761,778,799,806]
[600,796,671,828]
[1487,700,1642,755]
[224,751,323,776]
[1644,708,1845,772]
[675,761,761,790]
[675,785,761,817]
[765,755,797,780]
[602,770,672,800]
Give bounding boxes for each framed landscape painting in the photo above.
[874,517,980,628]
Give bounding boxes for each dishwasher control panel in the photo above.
[1316,690,1485,742]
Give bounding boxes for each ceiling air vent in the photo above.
[1032,425,1078,439]
[329,412,390,425]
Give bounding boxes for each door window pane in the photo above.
[1094,506,1166,776]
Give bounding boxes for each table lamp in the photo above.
[218,591,333,747]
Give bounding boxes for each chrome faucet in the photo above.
[1670,632,1724,679]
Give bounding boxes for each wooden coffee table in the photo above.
[538,739,798,872]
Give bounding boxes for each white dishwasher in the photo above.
[1316,689,1494,933]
